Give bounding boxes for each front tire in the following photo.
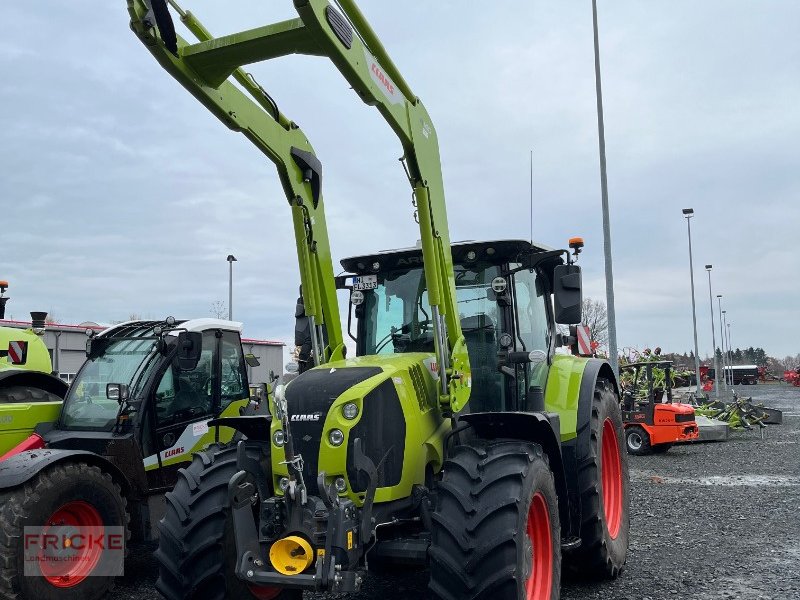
[625,425,652,455]
[155,444,299,600]
[429,440,560,600]
[568,379,630,579]
[0,462,129,600]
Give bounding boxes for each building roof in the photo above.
[0,319,284,347]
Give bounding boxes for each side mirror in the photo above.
[553,264,582,324]
[176,331,203,371]
[245,353,260,367]
[106,383,130,403]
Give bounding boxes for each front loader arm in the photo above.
[127,0,470,409]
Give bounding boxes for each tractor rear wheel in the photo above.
[155,444,300,600]
[0,462,129,600]
[429,439,560,600]
[0,385,62,404]
[567,379,629,579]
[625,425,652,455]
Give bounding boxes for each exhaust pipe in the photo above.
[30,311,48,334]
[0,280,8,320]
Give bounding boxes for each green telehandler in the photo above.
[0,281,68,456]
[128,2,630,599]
[0,317,266,600]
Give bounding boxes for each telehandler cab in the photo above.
[0,317,262,600]
[128,1,630,599]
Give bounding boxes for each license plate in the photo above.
[353,275,377,290]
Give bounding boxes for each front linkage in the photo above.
[221,394,379,592]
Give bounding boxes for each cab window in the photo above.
[154,331,215,426]
[220,331,248,411]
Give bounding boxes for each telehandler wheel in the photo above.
[0,462,129,600]
[429,440,560,600]
[625,425,652,456]
[651,443,673,454]
[567,379,629,580]
[155,444,300,600]
[0,385,62,404]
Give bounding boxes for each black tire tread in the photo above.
[0,385,62,404]
[154,444,298,600]
[429,439,560,600]
[569,379,630,579]
[626,424,652,456]
[0,462,129,600]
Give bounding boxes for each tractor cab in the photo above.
[338,239,580,414]
[620,360,699,454]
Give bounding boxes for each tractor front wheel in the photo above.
[0,462,129,600]
[429,439,560,600]
[567,379,630,579]
[155,444,300,600]
[625,425,652,455]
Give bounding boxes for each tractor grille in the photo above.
[284,366,381,496]
[675,413,696,423]
[346,378,406,492]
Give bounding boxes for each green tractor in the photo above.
[0,281,68,456]
[128,2,630,599]
[0,317,265,600]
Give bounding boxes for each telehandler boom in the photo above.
[128,2,630,599]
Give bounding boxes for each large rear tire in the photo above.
[0,385,62,404]
[429,439,560,600]
[155,444,300,600]
[0,462,129,600]
[567,379,629,579]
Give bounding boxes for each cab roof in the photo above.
[340,239,555,274]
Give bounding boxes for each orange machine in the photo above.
[621,361,699,455]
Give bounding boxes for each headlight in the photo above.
[334,477,347,493]
[329,429,345,446]
[273,430,285,447]
[278,477,289,492]
[342,402,359,420]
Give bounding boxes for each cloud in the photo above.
[1,0,798,362]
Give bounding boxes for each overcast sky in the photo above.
[1,1,798,362]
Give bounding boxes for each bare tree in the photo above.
[582,298,609,349]
[210,300,227,319]
[128,313,143,321]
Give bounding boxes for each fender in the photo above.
[0,448,133,496]
[0,370,68,398]
[454,411,573,542]
[575,358,618,459]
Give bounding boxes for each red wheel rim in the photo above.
[525,491,553,600]
[40,501,104,588]
[247,584,284,600]
[601,418,623,539]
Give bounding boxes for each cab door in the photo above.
[144,329,219,491]
[511,268,553,411]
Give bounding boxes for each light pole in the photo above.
[683,208,702,394]
[226,254,237,321]
[705,265,720,398]
[726,321,733,375]
[591,0,619,375]
[717,295,727,395]
[722,309,730,386]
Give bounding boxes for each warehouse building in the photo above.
[0,318,284,386]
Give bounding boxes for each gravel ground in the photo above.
[113,385,800,600]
